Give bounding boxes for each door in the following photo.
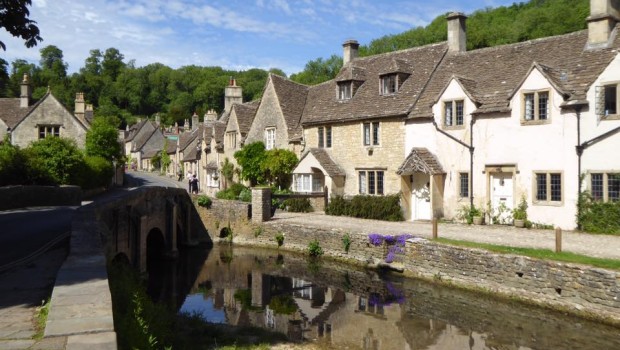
[411,174,432,220]
[490,172,514,224]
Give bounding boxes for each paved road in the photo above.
[0,207,75,271]
[124,170,186,190]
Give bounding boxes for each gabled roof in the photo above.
[0,99,36,129]
[126,119,149,142]
[269,73,309,141]
[508,62,571,101]
[133,121,159,151]
[233,100,259,136]
[434,75,482,106]
[298,148,346,177]
[179,125,202,152]
[182,137,201,162]
[302,42,448,125]
[409,28,620,118]
[335,64,367,82]
[397,148,445,175]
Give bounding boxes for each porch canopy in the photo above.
[397,147,445,175]
[294,148,345,177]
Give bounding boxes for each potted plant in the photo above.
[471,206,484,225]
[512,196,528,228]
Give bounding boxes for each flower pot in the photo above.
[473,216,484,225]
[514,219,525,228]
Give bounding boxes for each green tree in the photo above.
[262,148,298,189]
[160,138,171,173]
[290,55,342,85]
[102,47,125,81]
[26,137,85,185]
[220,157,235,189]
[234,141,267,186]
[0,58,8,97]
[85,116,122,161]
[0,0,42,51]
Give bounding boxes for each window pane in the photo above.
[591,173,604,201]
[604,85,617,115]
[326,126,332,148]
[377,171,384,195]
[359,171,367,194]
[312,176,322,192]
[538,92,548,120]
[609,174,620,201]
[525,93,534,120]
[444,101,453,126]
[550,173,562,201]
[372,122,380,145]
[363,123,370,146]
[459,173,469,198]
[369,171,376,194]
[536,173,547,201]
[456,101,464,125]
[53,126,60,137]
[39,127,45,139]
[318,127,324,148]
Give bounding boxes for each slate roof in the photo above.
[302,42,448,125]
[133,121,159,151]
[125,119,148,142]
[299,148,346,177]
[270,74,309,140]
[397,148,445,175]
[0,99,35,129]
[233,100,259,136]
[409,28,620,118]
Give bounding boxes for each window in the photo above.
[264,127,276,150]
[294,173,323,192]
[363,122,380,146]
[444,100,464,127]
[358,170,384,195]
[596,83,620,118]
[522,91,549,122]
[380,74,397,95]
[226,131,237,149]
[318,126,332,148]
[459,172,469,198]
[38,125,60,139]
[591,173,620,202]
[338,82,352,100]
[535,172,562,203]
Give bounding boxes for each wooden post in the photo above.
[432,218,438,239]
[555,227,562,253]
[323,186,328,210]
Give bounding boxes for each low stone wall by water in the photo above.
[197,199,620,326]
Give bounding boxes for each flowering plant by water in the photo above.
[367,233,412,263]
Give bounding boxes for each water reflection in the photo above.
[159,244,620,350]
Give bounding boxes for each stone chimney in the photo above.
[447,12,467,53]
[74,92,85,123]
[155,113,161,126]
[224,77,243,114]
[191,112,199,130]
[20,74,31,108]
[587,0,620,46]
[342,39,359,65]
[204,109,218,123]
[184,119,189,132]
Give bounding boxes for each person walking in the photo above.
[190,174,199,194]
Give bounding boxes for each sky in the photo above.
[0,0,518,76]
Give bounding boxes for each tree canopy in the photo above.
[85,116,123,161]
[0,0,42,51]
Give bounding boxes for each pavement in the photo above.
[1,172,618,350]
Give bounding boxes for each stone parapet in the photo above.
[0,185,82,210]
[251,187,271,223]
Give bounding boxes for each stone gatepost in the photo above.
[251,187,271,223]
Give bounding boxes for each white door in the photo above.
[411,174,432,221]
[491,172,514,224]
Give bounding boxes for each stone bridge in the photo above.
[93,186,208,272]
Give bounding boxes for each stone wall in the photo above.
[198,200,620,325]
[0,185,82,210]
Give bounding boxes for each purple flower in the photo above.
[383,235,396,244]
[368,233,384,246]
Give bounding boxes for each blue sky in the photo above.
[0,0,517,75]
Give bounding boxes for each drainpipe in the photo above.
[432,118,475,208]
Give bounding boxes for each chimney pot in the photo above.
[587,0,620,47]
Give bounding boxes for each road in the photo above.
[125,170,186,190]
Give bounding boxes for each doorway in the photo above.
[411,173,431,220]
[490,172,514,224]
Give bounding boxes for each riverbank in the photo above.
[194,200,620,327]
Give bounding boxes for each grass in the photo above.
[434,237,620,271]
[34,298,51,340]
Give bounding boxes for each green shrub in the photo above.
[457,204,483,225]
[326,194,404,221]
[238,187,252,202]
[284,198,313,212]
[275,232,284,247]
[342,232,352,253]
[308,239,324,257]
[578,192,620,234]
[77,156,114,189]
[196,195,212,208]
[26,137,85,185]
[215,183,248,200]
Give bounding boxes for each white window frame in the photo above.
[318,126,332,148]
[443,99,465,128]
[596,82,620,120]
[38,125,60,139]
[226,131,237,149]
[380,74,398,95]
[533,171,563,205]
[358,169,385,195]
[521,90,550,124]
[265,127,276,150]
[458,172,470,199]
[294,173,323,193]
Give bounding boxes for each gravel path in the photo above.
[272,212,620,260]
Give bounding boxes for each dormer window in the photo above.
[596,83,620,119]
[338,82,352,100]
[522,90,549,124]
[381,74,398,95]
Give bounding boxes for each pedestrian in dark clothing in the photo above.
[190,175,199,194]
